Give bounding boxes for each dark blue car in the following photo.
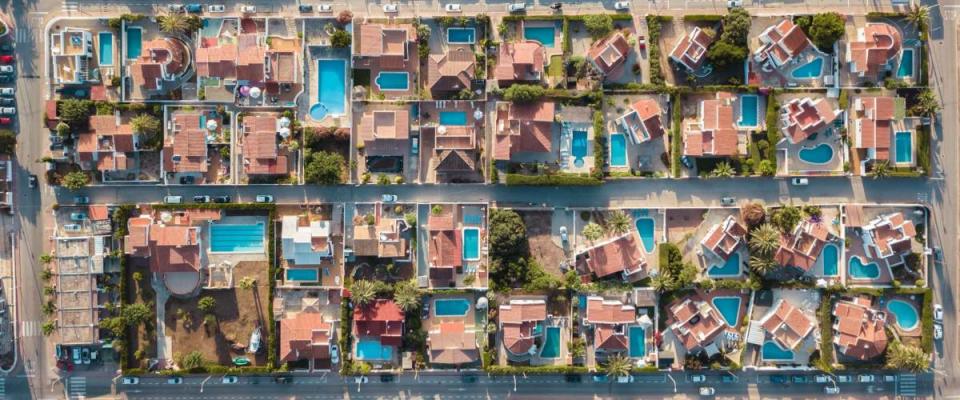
[185,4,203,13]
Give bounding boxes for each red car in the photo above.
[0,55,14,64]
[0,118,11,125]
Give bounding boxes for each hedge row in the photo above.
[505,174,602,186]
[485,366,589,375]
[645,16,669,86]
[670,95,682,177]
[682,15,723,22]
[592,110,606,179]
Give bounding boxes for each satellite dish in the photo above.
[249,87,262,99]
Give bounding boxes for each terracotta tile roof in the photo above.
[357,109,410,156]
[499,299,546,355]
[243,115,288,176]
[760,298,815,350]
[578,233,646,279]
[494,102,555,160]
[774,220,835,271]
[131,38,187,91]
[669,27,713,71]
[427,46,475,93]
[701,215,747,260]
[666,296,726,351]
[494,41,545,82]
[236,33,266,82]
[833,297,887,360]
[279,312,333,363]
[588,32,631,74]
[847,23,903,78]
[87,205,110,221]
[755,19,810,67]
[617,99,664,144]
[434,125,476,151]
[353,299,404,342]
[268,51,299,83]
[684,93,741,157]
[853,96,902,161]
[863,212,916,259]
[429,229,462,269]
[123,217,201,273]
[357,24,412,57]
[781,97,839,143]
[428,321,479,364]
[353,213,409,259]
[196,43,238,78]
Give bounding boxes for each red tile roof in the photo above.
[669,27,714,71]
[755,19,810,67]
[357,108,410,156]
[579,233,646,279]
[863,212,916,259]
[130,38,187,92]
[428,321,479,364]
[494,41,545,82]
[847,23,903,78]
[123,216,201,273]
[427,46,475,93]
[243,115,288,176]
[584,296,635,351]
[684,92,742,157]
[588,32,631,75]
[853,96,900,161]
[666,296,726,351]
[499,299,546,355]
[701,215,747,260]
[353,299,404,344]
[781,97,839,143]
[761,298,815,350]
[833,297,887,360]
[279,312,333,363]
[494,101,555,161]
[774,219,834,271]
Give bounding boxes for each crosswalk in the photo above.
[66,377,85,399]
[62,1,79,12]
[0,377,6,399]
[19,320,41,338]
[898,373,917,397]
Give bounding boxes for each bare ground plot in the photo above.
[665,208,706,245]
[164,261,270,367]
[125,262,157,369]
[519,210,566,277]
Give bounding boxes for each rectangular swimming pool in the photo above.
[125,27,142,59]
[434,298,470,317]
[894,131,913,164]
[523,26,556,47]
[98,32,113,66]
[540,326,561,358]
[310,59,347,120]
[447,27,476,44]
[376,71,410,91]
[609,133,627,167]
[571,130,588,168]
[738,95,759,128]
[210,223,265,253]
[628,326,645,358]
[897,48,915,78]
[439,111,468,126]
[762,341,794,361]
[285,268,319,282]
[356,338,393,361]
[462,228,480,261]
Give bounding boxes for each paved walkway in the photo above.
[152,279,171,368]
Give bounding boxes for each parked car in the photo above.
[255,195,273,203]
[80,348,90,364]
[411,137,419,155]
[163,195,183,204]
[791,375,807,383]
[70,212,88,221]
[167,376,183,384]
[184,4,203,13]
[858,374,875,383]
[240,5,257,13]
[564,374,582,383]
[317,4,333,12]
[699,387,715,396]
[0,76,13,84]
[274,375,292,384]
[354,376,369,384]
[727,0,743,7]
[71,347,81,364]
[121,377,139,385]
[769,375,788,384]
[791,177,809,186]
[690,374,706,383]
[208,5,226,12]
[815,375,829,383]
[193,195,210,203]
[330,344,339,364]
[0,117,11,125]
[421,301,430,319]
[167,4,184,12]
[883,375,897,383]
[507,2,526,12]
[616,375,634,383]
[0,55,14,64]
[680,155,694,169]
[383,3,398,12]
[445,3,462,12]
[935,323,944,340]
[0,107,15,115]
[591,375,608,383]
[613,1,630,10]
[935,304,944,321]
[720,375,736,383]
[381,194,398,203]
[720,197,736,206]
[0,98,14,106]
[28,174,37,188]
[0,87,15,96]
[0,44,13,55]
[379,374,395,383]
[837,375,852,383]
[0,64,14,74]
[222,376,239,384]
[824,386,840,394]
[299,4,314,12]
[214,195,231,203]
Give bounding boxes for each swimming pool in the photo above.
[895,131,912,164]
[738,95,759,128]
[628,326,646,358]
[210,223,265,253]
[541,326,561,358]
[711,296,741,327]
[708,253,741,277]
[310,59,347,121]
[791,57,823,79]
[286,268,319,282]
[201,18,223,38]
[761,341,795,361]
[524,26,556,48]
[635,218,656,253]
[571,130,588,168]
[821,243,839,276]
[356,338,393,361]
[462,228,480,261]
[434,298,470,317]
[375,71,410,91]
[126,27,143,59]
[848,256,880,279]
[609,133,627,167]
[447,27,476,44]
[440,111,468,126]
[897,48,915,78]
[798,143,834,165]
[886,299,919,330]
[98,32,113,66]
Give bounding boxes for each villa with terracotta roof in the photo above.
[583,296,637,357]
[352,299,404,364]
[427,207,463,288]
[499,299,547,359]
[127,37,189,100]
[354,22,416,97]
[779,97,840,144]
[279,311,335,370]
[50,27,99,86]
[280,209,342,288]
[858,212,917,268]
[701,215,748,261]
[668,27,714,72]
[357,107,410,158]
[163,111,210,184]
[850,95,913,169]
[426,46,475,96]
[683,93,748,158]
[428,320,479,365]
[588,32,631,76]
[666,295,727,353]
[575,232,647,282]
[753,19,812,70]
[124,211,223,296]
[75,113,140,181]
[423,203,487,289]
[616,99,665,144]
[833,296,888,361]
[774,220,838,272]
[757,298,816,352]
[494,101,556,162]
[494,41,546,84]
[241,114,289,178]
[352,203,412,262]
[195,30,267,96]
[846,23,903,80]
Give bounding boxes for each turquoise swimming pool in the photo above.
[798,143,834,165]
[286,268,319,282]
[98,32,113,66]
[524,26,556,47]
[821,243,839,276]
[848,256,880,279]
[887,299,919,330]
[541,326,561,358]
[462,228,480,261]
[210,223,265,253]
[434,298,470,317]
[447,27,476,44]
[201,18,223,38]
[610,133,627,167]
[895,131,912,164]
[711,296,741,327]
[762,341,794,361]
[635,218,655,253]
[738,95,759,128]
[708,253,741,277]
[629,326,646,358]
[310,59,347,121]
[440,111,469,126]
[792,57,823,79]
[897,48,915,78]
[356,338,393,361]
[572,130,588,168]
[126,27,143,59]
[376,71,410,91]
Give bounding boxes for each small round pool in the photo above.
[798,143,834,165]
[309,103,329,121]
[886,299,919,331]
[848,256,880,279]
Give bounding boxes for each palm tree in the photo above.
[582,222,604,242]
[907,4,930,33]
[885,340,928,372]
[871,160,891,179]
[603,354,632,379]
[607,211,631,235]
[748,223,781,256]
[748,255,777,276]
[393,280,421,312]
[350,280,376,306]
[740,203,766,228]
[159,13,190,35]
[711,162,735,178]
[650,273,670,293]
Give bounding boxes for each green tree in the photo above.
[502,84,546,103]
[885,340,928,372]
[58,99,93,126]
[122,303,152,326]
[740,203,766,228]
[907,4,930,33]
[42,321,55,336]
[911,89,940,116]
[159,13,190,35]
[132,271,143,282]
[330,29,351,48]
[56,122,71,138]
[756,159,776,176]
[99,316,127,337]
[720,8,751,46]
[237,276,256,290]
[197,296,216,313]
[706,41,748,68]
[131,114,161,136]
[583,14,614,39]
[650,273,669,292]
[568,337,586,359]
[393,280,421,312]
[582,222,604,242]
[770,206,803,233]
[350,280,377,306]
[607,210,631,235]
[179,350,205,370]
[806,13,845,51]
[62,171,90,190]
[711,162,736,178]
[0,129,16,154]
[871,159,891,179]
[748,255,777,276]
[489,209,528,261]
[304,151,345,184]
[603,354,632,378]
[748,223,781,256]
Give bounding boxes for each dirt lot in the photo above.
[665,209,705,245]
[164,261,269,367]
[520,211,566,277]
[125,262,157,369]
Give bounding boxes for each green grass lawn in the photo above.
[547,55,565,79]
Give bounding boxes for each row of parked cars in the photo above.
[162,195,273,204]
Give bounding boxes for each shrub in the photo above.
[583,14,614,39]
[502,84,546,103]
[330,29,351,48]
[304,151,345,184]
[197,296,216,313]
[61,171,90,190]
[504,174,602,186]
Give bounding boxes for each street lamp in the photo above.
[666,373,677,393]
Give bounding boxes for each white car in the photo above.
[167,377,183,384]
[935,323,944,340]
[791,177,809,186]
[815,375,829,383]
[445,3,462,12]
[0,107,15,115]
[317,4,333,12]
[330,344,339,364]
[222,376,239,384]
[727,0,743,7]
[699,387,716,396]
[0,65,13,74]
[208,5,226,12]
[824,386,840,394]
[382,194,398,203]
[121,377,139,385]
[837,375,852,383]
[857,374,875,383]
[240,5,257,13]
[383,3,399,12]
[690,374,706,383]
[507,2,526,12]
[167,4,184,12]
[0,88,14,96]
[613,1,630,10]
[935,304,944,321]
[255,195,274,203]
[355,376,369,384]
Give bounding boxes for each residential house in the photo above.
[701,215,748,261]
[242,115,288,177]
[616,99,665,144]
[430,109,479,178]
[583,296,636,356]
[851,96,907,165]
[499,299,547,357]
[54,235,109,345]
[588,32,631,75]
[780,97,840,144]
[684,93,747,157]
[428,321,479,365]
[128,38,189,99]
[51,27,95,85]
[494,101,555,161]
[279,311,334,369]
[427,209,462,288]
[753,19,811,70]
[352,206,412,261]
[493,41,546,84]
[355,23,415,71]
[195,31,266,94]
[352,299,404,362]
[575,233,647,281]
[759,298,816,351]
[859,212,916,267]
[668,27,714,72]
[76,114,137,180]
[281,215,333,266]
[833,296,888,360]
[124,212,220,296]
[666,296,726,352]
[357,108,410,158]
[427,46,475,96]
[163,112,209,183]
[846,23,903,80]
[774,220,836,272]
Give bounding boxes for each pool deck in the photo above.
[305,47,352,128]
[844,231,895,286]
[774,93,845,176]
[882,295,924,338]
[744,289,820,367]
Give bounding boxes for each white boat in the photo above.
[248,326,262,354]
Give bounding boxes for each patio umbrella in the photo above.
[239,86,250,96]
[206,119,218,131]
[280,117,291,128]
[637,314,653,328]
[278,127,291,139]
[473,109,483,121]
[160,212,173,223]
[437,125,447,134]
[249,87,262,99]
[476,297,488,310]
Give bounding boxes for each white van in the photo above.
[163,196,183,204]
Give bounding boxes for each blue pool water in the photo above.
[738,95,759,128]
[897,48,915,78]
[98,32,113,66]
[464,214,483,226]
[629,326,646,358]
[434,298,470,317]
[791,57,823,79]
[286,268,319,282]
[356,338,393,361]
[635,218,656,253]
[895,131,913,164]
[762,341,795,361]
[311,59,347,121]
[524,26,556,48]
[708,253,741,277]
[571,130,588,168]
[541,327,561,358]
[210,223,265,253]
[848,256,880,279]
[887,299,919,330]
[821,243,839,276]
[447,27,476,44]
[375,71,410,91]
[201,19,223,38]
[798,143,834,165]
[462,228,480,261]
[610,133,627,167]
[126,27,142,59]
[440,111,468,126]
[711,296,742,327]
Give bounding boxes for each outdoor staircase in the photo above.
[897,373,917,397]
[77,56,88,82]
